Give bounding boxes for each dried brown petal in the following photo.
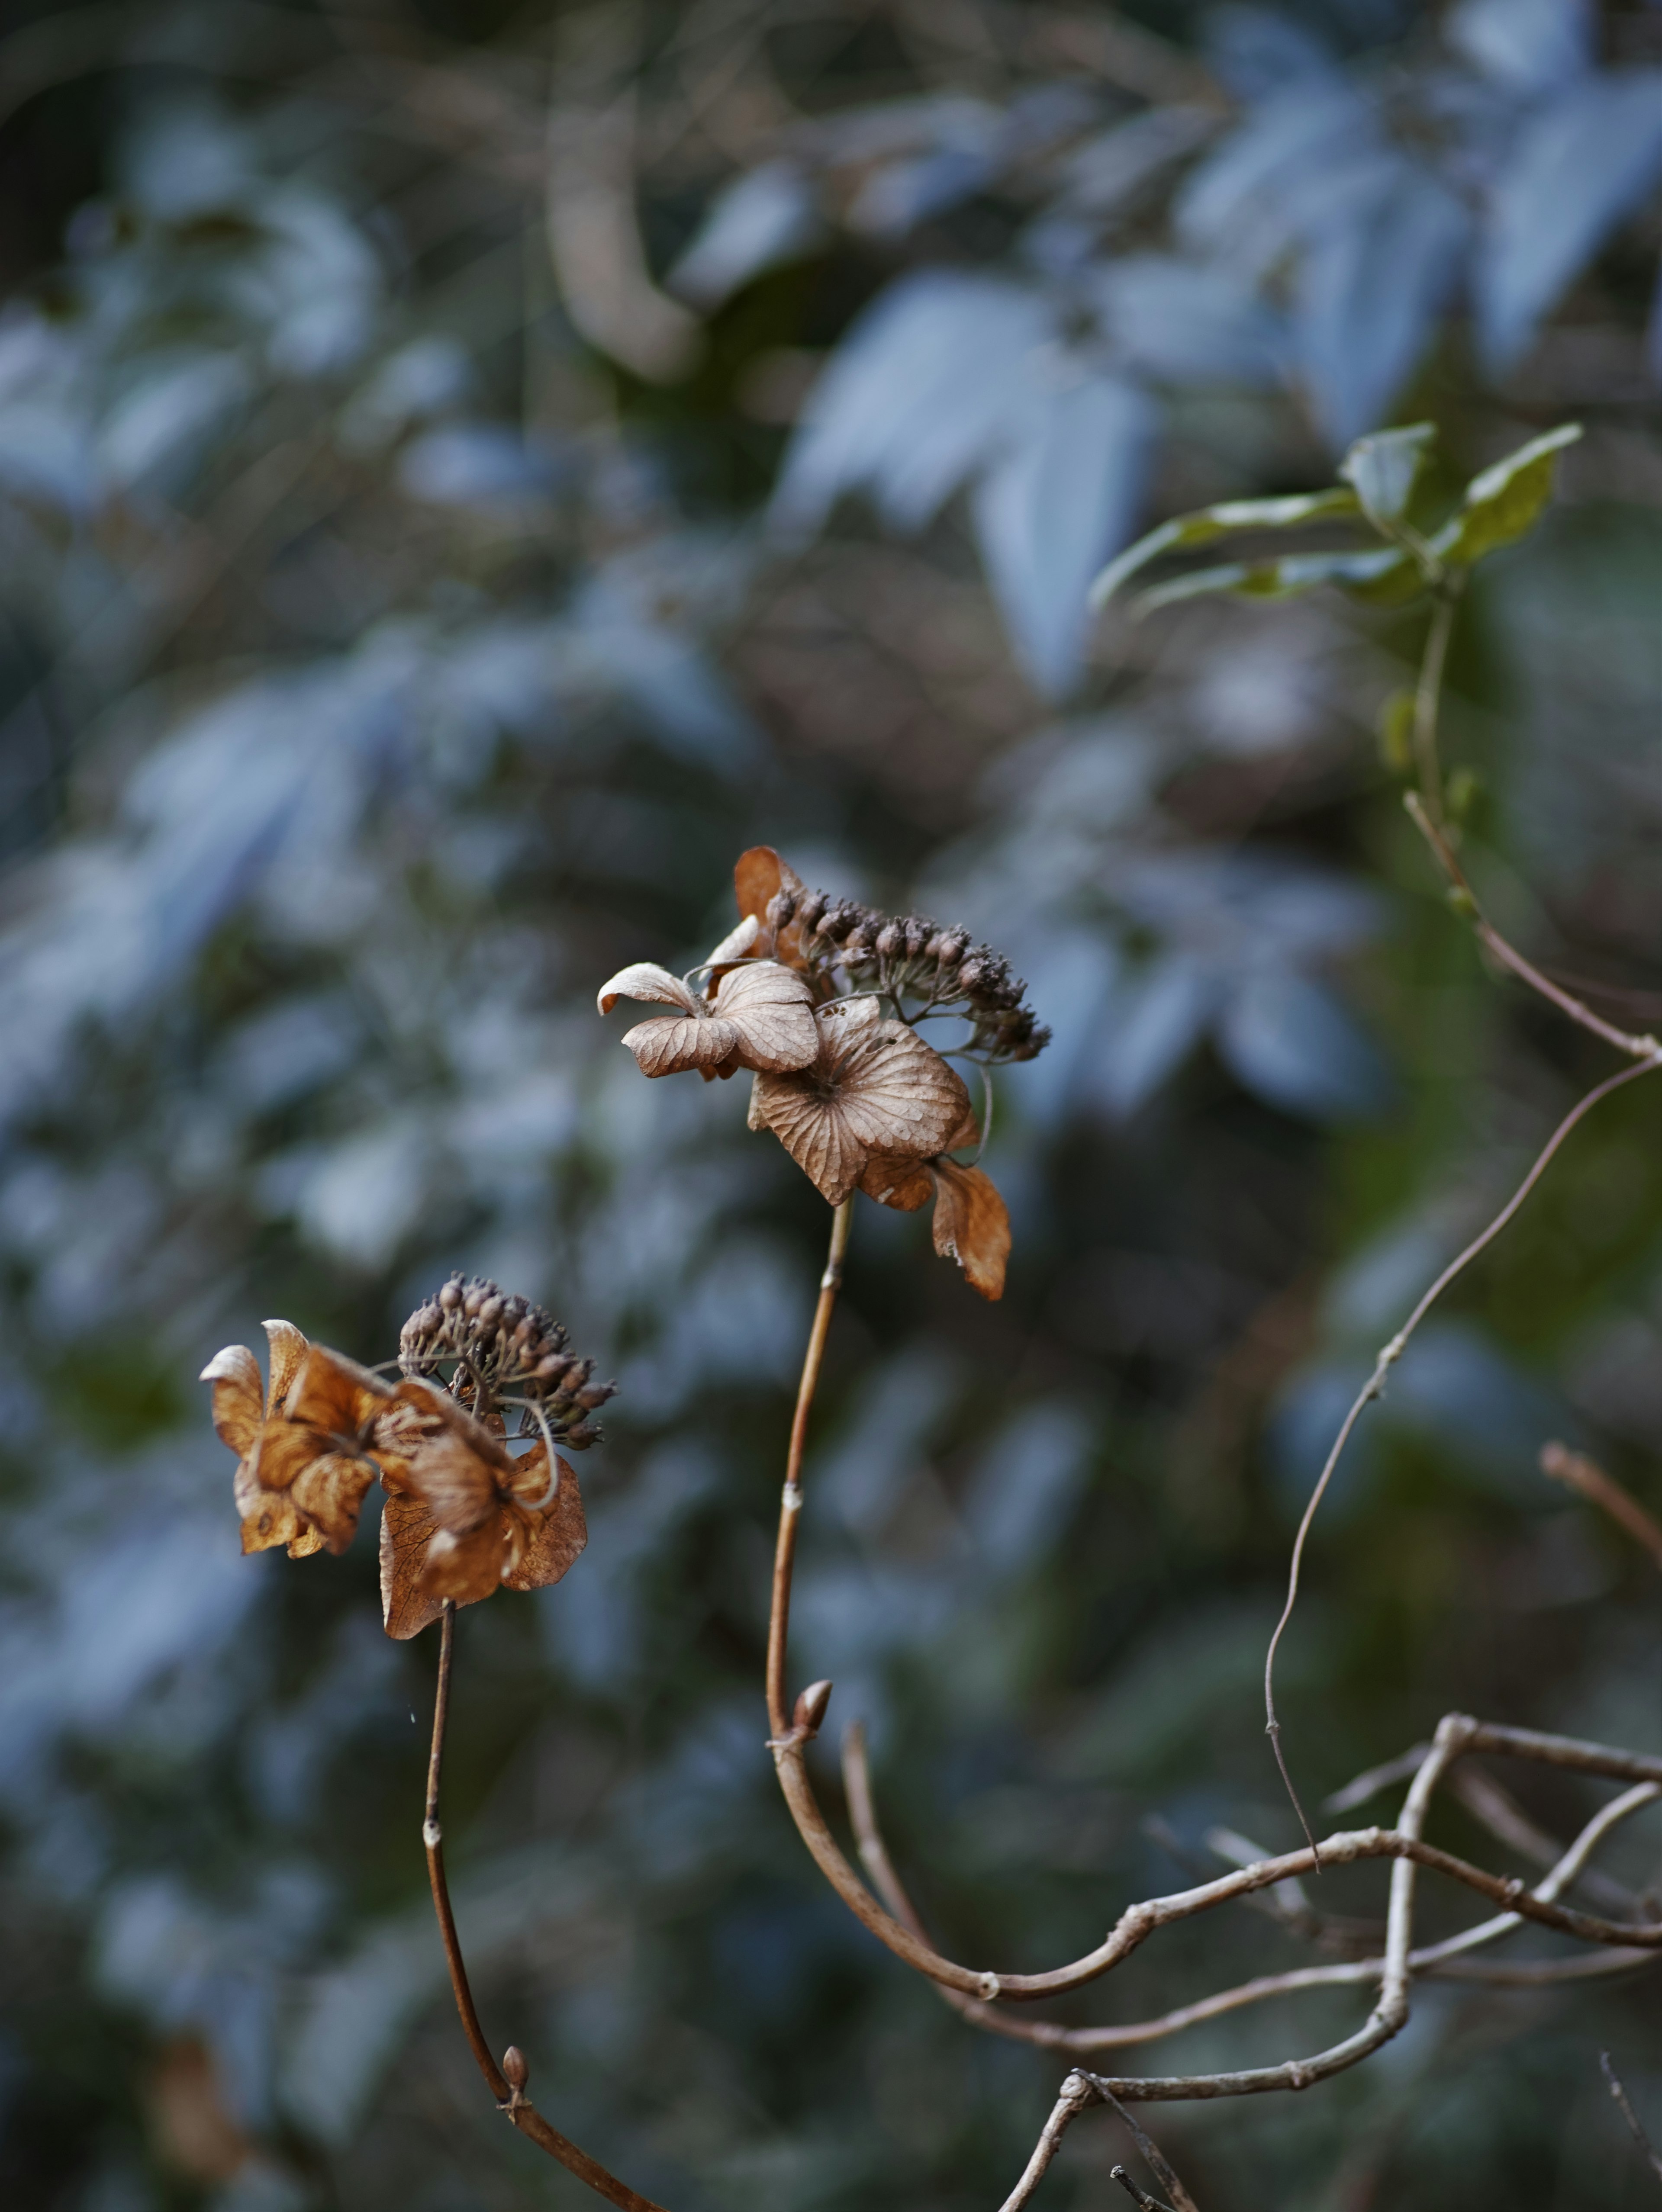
[288,1451,379,1556]
[419,1519,508,1605]
[709,961,818,1071]
[278,1345,392,1454]
[702,912,760,971]
[202,1345,262,1458]
[734,846,809,970]
[380,1490,445,1640]
[753,1015,970,1206]
[234,1450,322,1557]
[930,1160,1010,1301]
[856,1155,934,1210]
[622,1009,741,1077]
[734,845,783,933]
[596,963,699,1017]
[502,1456,586,1592]
[384,1377,509,1527]
[263,1318,309,1412]
[618,958,817,1079]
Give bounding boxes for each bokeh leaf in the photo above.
[1339,421,1437,529]
[1090,487,1361,609]
[1477,71,1662,371]
[1434,422,1582,566]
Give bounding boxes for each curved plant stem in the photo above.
[766,1197,853,1740]
[1412,582,1460,823]
[424,1602,671,2210]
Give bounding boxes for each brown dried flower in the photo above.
[203,1323,397,1556]
[597,953,818,1080]
[379,1381,586,1641]
[599,849,1037,1298]
[207,1284,607,1634]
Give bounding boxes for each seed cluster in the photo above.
[399,1275,614,1447]
[768,887,1050,1064]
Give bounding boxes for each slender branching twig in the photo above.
[1095,2083,1199,2211]
[995,2073,1096,2211]
[1261,1052,1661,1844]
[1601,2051,1662,2185]
[1542,1442,1662,1572]
[1111,2171,1176,2212]
[424,1603,671,2210]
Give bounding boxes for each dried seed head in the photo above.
[400,1275,615,1444]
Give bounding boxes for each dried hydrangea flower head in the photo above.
[203,1281,611,1637]
[598,848,1047,1299]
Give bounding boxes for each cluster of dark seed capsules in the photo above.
[768,887,1050,1064]
[399,1275,614,1447]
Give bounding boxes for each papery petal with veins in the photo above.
[753,1015,970,1206]
[203,1344,263,1458]
[931,1159,1011,1300]
[617,959,818,1078]
[596,962,700,1016]
[702,911,760,970]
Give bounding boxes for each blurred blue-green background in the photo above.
[0,3,1659,2206]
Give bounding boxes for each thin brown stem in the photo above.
[425,1602,506,2100]
[1098,2084,1199,2212]
[767,1197,852,1739]
[1412,585,1459,824]
[1263,1054,1660,1830]
[1542,1442,1662,1571]
[423,1604,671,2210]
[1404,794,1661,1063]
[835,1709,1661,2014]
[1601,2051,1662,2184]
[996,2074,1095,2212]
[1111,2171,1174,2212]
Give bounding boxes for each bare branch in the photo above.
[1542,1442,1662,1571]
[841,1711,1659,2056]
[996,2074,1095,2212]
[1600,2052,1662,2184]
[1404,793,1662,1065]
[1096,2083,1200,2212]
[1450,1765,1637,1915]
[1325,1743,1432,1815]
[1263,1055,1661,1833]
[1111,2169,1175,2212]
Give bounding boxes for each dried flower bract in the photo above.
[750,1001,970,1208]
[380,1380,586,1641]
[597,955,818,1080]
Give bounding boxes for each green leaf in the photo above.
[1339,422,1437,528]
[1090,486,1362,608]
[1129,545,1416,617]
[1433,422,1582,567]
